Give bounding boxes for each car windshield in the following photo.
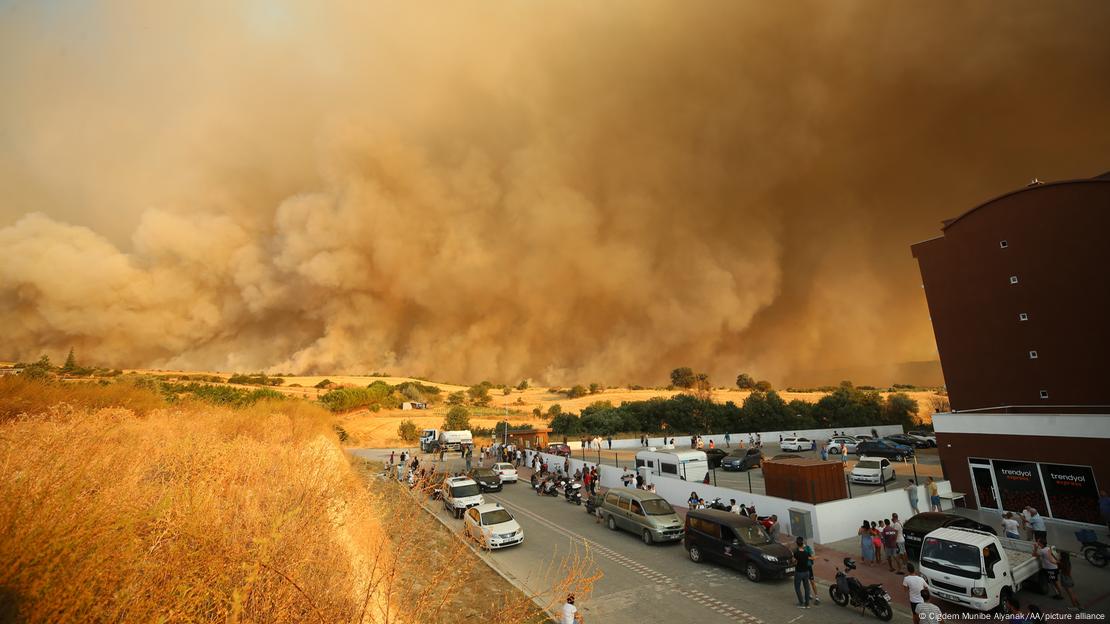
[640,499,675,515]
[920,538,982,579]
[451,484,480,498]
[856,461,881,469]
[474,469,496,478]
[481,510,513,525]
[738,523,772,544]
[494,464,513,470]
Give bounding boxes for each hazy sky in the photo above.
[2,1,1109,386]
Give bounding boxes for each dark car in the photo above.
[543,444,572,457]
[467,467,503,492]
[854,439,914,461]
[884,434,931,449]
[683,509,794,582]
[902,512,997,562]
[704,448,727,469]
[720,448,763,472]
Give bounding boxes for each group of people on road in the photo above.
[857,513,909,573]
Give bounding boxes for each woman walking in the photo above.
[859,520,875,565]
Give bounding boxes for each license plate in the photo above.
[785,567,795,573]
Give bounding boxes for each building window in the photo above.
[1029,350,1038,359]
[1039,390,1049,399]
[999,240,1009,249]
[1009,276,1019,285]
[1019,313,1029,321]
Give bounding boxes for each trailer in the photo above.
[635,449,709,482]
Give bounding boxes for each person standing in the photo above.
[820,443,828,461]
[882,519,899,572]
[635,473,644,489]
[903,564,927,622]
[1033,537,1064,600]
[606,436,612,450]
[389,450,396,465]
[802,540,821,604]
[905,480,920,514]
[464,446,472,471]
[927,477,941,512]
[914,589,942,623]
[792,536,813,608]
[871,522,884,564]
[892,513,907,573]
[724,432,731,448]
[1027,507,1048,544]
[561,594,582,624]
[768,515,781,542]
[1002,512,1021,539]
[859,520,875,565]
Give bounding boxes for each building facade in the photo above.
[911,172,1110,525]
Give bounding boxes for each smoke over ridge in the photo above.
[2,2,1109,385]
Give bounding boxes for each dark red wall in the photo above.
[912,179,1110,412]
[937,431,1110,514]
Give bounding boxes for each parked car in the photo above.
[441,476,484,518]
[902,512,997,562]
[491,462,518,483]
[885,434,932,449]
[907,430,937,447]
[598,487,685,544]
[826,436,859,454]
[463,503,524,550]
[704,448,728,469]
[849,457,895,484]
[720,448,763,472]
[683,509,794,582]
[543,443,572,457]
[779,437,813,452]
[854,439,914,461]
[467,467,503,492]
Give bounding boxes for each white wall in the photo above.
[524,448,952,545]
[562,424,906,450]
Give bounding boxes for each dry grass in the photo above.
[0,375,165,421]
[0,380,597,623]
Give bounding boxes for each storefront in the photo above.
[934,412,1110,527]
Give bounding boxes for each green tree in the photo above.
[314,379,333,389]
[62,348,78,373]
[882,392,919,428]
[501,387,512,396]
[547,404,563,419]
[22,355,53,379]
[565,385,588,399]
[516,379,529,391]
[446,391,466,406]
[443,405,471,430]
[588,382,602,394]
[397,419,420,442]
[735,373,755,390]
[670,367,696,389]
[467,384,491,407]
[754,379,773,392]
[694,373,712,399]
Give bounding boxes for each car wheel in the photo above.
[829,447,839,455]
[895,454,904,462]
[688,545,703,563]
[745,562,762,582]
[642,530,654,545]
[607,515,617,531]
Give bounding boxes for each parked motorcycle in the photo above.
[829,558,893,621]
[706,497,731,511]
[540,479,559,497]
[564,482,583,505]
[1077,529,1108,567]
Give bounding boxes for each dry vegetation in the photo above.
[0,377,595,623]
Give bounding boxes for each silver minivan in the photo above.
[599,487,684,544]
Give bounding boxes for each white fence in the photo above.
[524,448,950,545]
[565,424,906,450]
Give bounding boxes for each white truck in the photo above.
[918,527,1047,612]
[419,428,439,452]
[635,449,709,482]
[420,429,474,452]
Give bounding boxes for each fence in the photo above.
[562,424,906,451]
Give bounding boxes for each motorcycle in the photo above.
[1077,529,1108,567]
[829,558,893,621]
[540,479,559,497]
[564,482,583,505]
[706,497,731,511]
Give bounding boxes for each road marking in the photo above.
[489,493,765,623]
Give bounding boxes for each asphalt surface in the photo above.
[354,448,916,624]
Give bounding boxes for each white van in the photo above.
[635,449,709,482]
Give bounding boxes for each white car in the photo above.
[491,462,518,483]
[442,476,484,519]
[827,436,858,454]
[849,457,895,484]
[463,503,524,550]
[908,430,937,447]
[780,437,813,452]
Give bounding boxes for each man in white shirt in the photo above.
[903,564,927,623]
[891,512,907,572]
[561,594,582,624]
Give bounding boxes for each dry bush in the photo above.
[0,375,165,420]
[0,381,600,623]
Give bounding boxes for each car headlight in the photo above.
[762,554,778,562]
[971,587,986,598]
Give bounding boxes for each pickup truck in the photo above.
[918,527,1047,612]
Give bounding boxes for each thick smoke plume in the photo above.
[2,2,1109,385]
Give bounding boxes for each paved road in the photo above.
[354,448,914,624]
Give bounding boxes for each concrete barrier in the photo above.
[562,424,906,450]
